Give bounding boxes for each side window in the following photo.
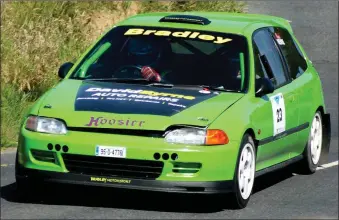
[268,27,308,79]
[253,43,269,79]
[253,28,289,88]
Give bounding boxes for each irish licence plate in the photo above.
[95,146,126,158]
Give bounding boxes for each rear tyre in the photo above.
[298,111,323,174]
[230,133,256,209]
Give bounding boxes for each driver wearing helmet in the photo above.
[125,37,172,82]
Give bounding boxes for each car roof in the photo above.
[116,12,293,36]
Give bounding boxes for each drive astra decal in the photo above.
[74,81,218,116]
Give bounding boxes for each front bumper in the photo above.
[17,127,240,193]
[16,164,234,194]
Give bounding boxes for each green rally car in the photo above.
[15,12,331,209]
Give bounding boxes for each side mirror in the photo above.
[255,77,275,97]
[58,62,74,79]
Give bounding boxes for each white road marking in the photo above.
[0,163,14,167]
[292,160,338,175]
[316,160,338,170]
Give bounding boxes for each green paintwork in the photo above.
[18,12,328,183]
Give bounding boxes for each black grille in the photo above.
[31,150,56,163]
[67,127,164,138]
[62,154,164,180]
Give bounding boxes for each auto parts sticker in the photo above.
[270,93,286,136]
[74,81,219,116]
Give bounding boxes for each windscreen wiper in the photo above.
[85,78,149,83]
[199,85,237,92]
[71,76,88,80]
[147,83,174,88]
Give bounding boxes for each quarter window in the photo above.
[268,27,308,79]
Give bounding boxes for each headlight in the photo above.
[25,116,67,135]
[164,127,229,145]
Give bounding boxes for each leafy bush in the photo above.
[139,0,245,13]
[0,0,244,147]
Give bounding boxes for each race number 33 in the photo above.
[270,93,286,136]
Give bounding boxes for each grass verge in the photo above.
[0,0,244,147]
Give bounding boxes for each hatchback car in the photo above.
[15,12,331,209]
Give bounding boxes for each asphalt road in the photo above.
[1,1,338,219]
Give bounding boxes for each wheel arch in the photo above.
[243,128,259,151]
[315,105,331,165]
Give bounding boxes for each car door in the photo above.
[267,26,312,158]
[251,28,300,171]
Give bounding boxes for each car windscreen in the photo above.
[69,26,249,92]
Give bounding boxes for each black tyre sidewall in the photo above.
[232,133,256,209]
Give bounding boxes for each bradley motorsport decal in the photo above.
[90,176,131,184]
[74,81,218,116]
[124,28,233,44]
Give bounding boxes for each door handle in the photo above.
[285,93,296,103]
[290,95,295,102]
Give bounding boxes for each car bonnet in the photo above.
[37,79,244,131]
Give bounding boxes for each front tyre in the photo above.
[298,111,323,174]
[231,134,256,209]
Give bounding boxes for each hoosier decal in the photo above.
[85,116,145,127]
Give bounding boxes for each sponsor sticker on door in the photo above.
[270,93,286,136]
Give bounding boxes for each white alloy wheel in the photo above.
[238,143,255,200]
[310,112,323,165]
